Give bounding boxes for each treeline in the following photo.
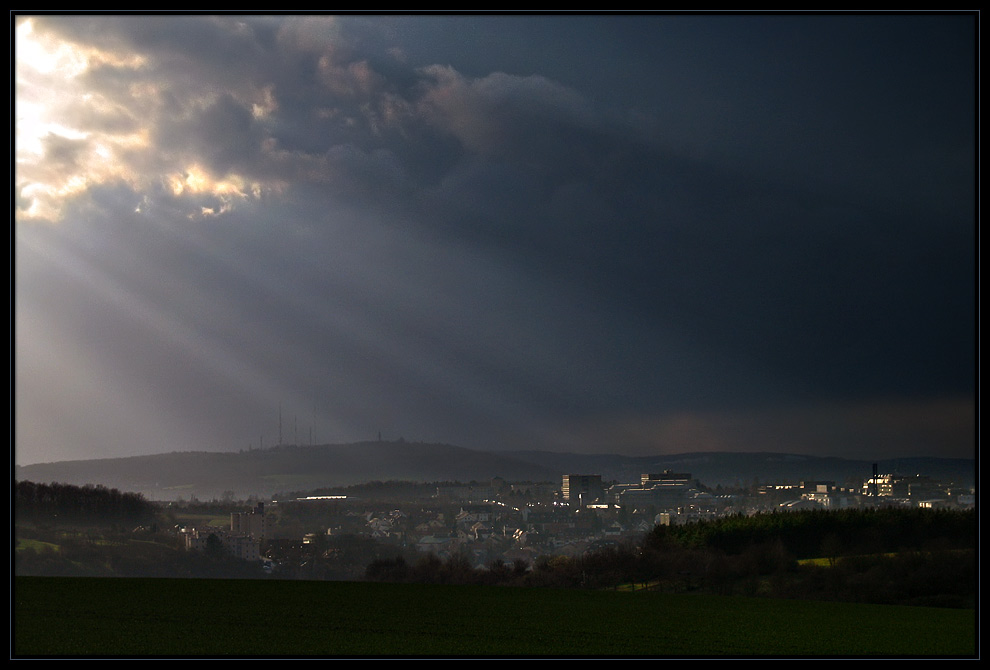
[365,508,976,608]
[15,481,159,527]
[645,507,975,559]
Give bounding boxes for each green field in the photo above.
[13,576,976,657]
[170,511,235,528]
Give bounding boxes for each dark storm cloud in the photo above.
[15,14,976,464]
[36,132,92,172]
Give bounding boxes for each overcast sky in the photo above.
[14,13,977,465]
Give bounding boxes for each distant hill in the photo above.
[15,442,974,501]
[14,442,559,501]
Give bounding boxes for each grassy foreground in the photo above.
[13,576,976,657]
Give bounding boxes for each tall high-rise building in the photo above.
[231,502,269,541]
[562,474,606,506]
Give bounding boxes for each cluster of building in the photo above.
[860,470,972,506]
[180,501,270,562]
[178,467,973,571]
[755,469,975,511]
[562,471,697,510]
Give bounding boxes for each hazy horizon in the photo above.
[14,14,976,467]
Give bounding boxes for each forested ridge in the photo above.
[14,480,159,526]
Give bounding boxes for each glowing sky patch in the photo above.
[14,17,278,223]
